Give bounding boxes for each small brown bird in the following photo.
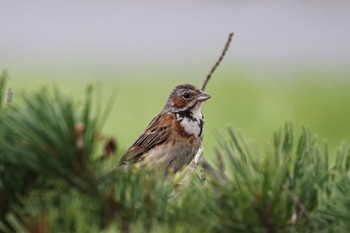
[119,84,211,173]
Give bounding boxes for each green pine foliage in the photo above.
[0,72,349,233]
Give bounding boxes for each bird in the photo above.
[119,84,211,173]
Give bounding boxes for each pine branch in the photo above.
[1,74,349,232]
[1,86,101,197]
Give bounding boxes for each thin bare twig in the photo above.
[201,32,234,91]
[6,88,13,105]
[177,146,203,187]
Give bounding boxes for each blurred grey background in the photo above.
[1,1,350,77]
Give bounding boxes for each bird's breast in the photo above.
[178,117,203,137]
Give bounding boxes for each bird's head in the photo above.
[165,84,211,113]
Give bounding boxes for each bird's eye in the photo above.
[182,92,190,100]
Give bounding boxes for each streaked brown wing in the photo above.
[119,114,174,164]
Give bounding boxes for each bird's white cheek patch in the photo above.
[180,118,201,136]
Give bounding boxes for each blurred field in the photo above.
[7,67,350,160]
[2,0,350,161]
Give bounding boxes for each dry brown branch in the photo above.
[201,32,234,91]
[177,33,234,187]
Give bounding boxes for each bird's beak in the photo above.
[196,91,211,101]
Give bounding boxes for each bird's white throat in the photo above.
[177,102,204,137]
[191,101,203,119]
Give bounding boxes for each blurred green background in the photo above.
[1,1,350,158]
[7,67,350,159]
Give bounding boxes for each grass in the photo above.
[5,67,350,160]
